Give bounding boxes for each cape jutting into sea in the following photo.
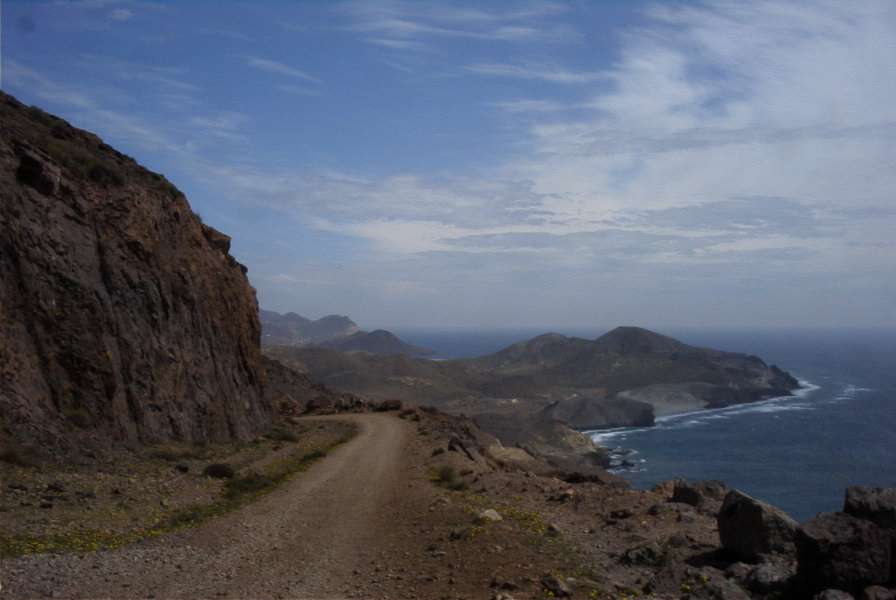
[394,327,896,523]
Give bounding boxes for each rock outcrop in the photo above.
[717,489,800,561]
[0,93,272,452]
[540,394,655,430]
[714,486,896,599]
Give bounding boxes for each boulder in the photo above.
[845,487,896,531]
[673,479,727,514]
[717,489,800,562]
[540,574,571,597]
[475,509,503,524]
[796,512,891,596]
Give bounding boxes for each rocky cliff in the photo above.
[0,93,272,452]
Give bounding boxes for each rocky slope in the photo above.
[0,92,272,454]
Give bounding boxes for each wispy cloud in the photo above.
[466,62,604,85]
[340,0,575,47]
[244,57,322,85]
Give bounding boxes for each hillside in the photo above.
[260,310,433,356]
[260,310,362,346]
[264,326,799,453]
[0,92,273,454]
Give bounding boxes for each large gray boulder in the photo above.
[795,512,891,596]
[717,489,800,562]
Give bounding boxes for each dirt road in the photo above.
[1,413,423,599]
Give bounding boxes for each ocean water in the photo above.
[394,327,896,523]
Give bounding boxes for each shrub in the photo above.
[264,427,298,442]
[430,465,469,491]
[202,463,235,479]
[302,449,327,461]
[223,472,270,499]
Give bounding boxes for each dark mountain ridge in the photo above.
[266,325,800,434]
[260,310,361,346]
[260,309,433,356]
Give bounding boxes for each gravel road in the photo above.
[1,413,418,599]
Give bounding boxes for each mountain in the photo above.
[316,329,435,356]
[0,92,273,453]
[476,326,798,401]
[266,326,799,433]
[260,310,433,356]
[260,310,362,346]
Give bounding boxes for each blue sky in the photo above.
[3,1,895,331]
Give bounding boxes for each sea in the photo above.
[392,327,896,523]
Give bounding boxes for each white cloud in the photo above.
[109,8,134,22]
[466,62,604,85]
[244,57,322,85]
[340,0,575,46]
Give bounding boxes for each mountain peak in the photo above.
[593,326,687,354]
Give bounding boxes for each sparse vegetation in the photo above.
[429,465,469,491]
[0,420,358,558]
[264,427,299,442]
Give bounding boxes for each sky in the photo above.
[2,1,895,331]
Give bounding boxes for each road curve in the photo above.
[1,412,415,599]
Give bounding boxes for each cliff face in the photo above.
[0,93,272,448]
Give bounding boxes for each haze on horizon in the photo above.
[3,1,895,332]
